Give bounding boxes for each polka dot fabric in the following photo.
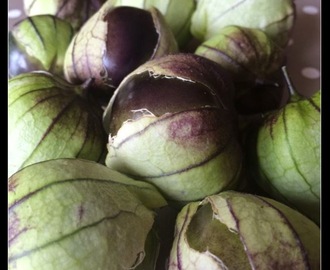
[8,0,320,96]
[285,0,321,97]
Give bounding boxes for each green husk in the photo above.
[190,0,296,48]
[249,89,321,224]
[194,25,285,84]
[9,15,74,77]
[8,71,107,177]
[8,158,167,270]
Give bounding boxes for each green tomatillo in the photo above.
[168,190,320,270]
[246,67,321,225]
[190,0,296,48]
[8,71,107,177]
[8,158,167,270]
[102,53,244,205]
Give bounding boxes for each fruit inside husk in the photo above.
[168,191,320,270]
[102,53,245,205]
[63,4,178,90]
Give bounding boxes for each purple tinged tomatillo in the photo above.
[102,53,245,205]
[194,25,287,115]
[113,0,196,49]
[63,4,178,91]
[168,191,320,269]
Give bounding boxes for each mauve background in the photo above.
[8,1,321,269]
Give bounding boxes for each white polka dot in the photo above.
[302,5,319,15]
[288,38,294,46]
[301,67,320,79]
[8,9,22,19]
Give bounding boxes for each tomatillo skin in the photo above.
[63,4,178,90]
[103,53,244,205]
[8,158,167,270]
[168,191,320,270]
[8,71,107,177]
